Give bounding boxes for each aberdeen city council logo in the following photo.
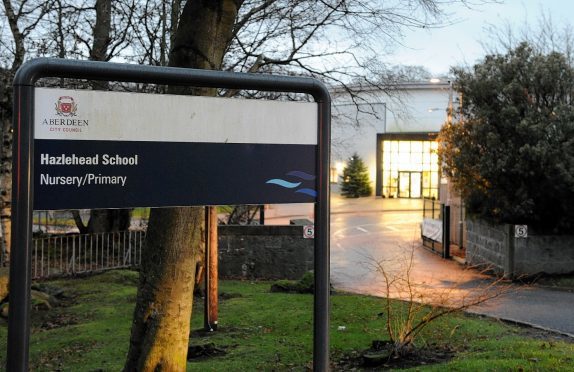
[55,96,77,117]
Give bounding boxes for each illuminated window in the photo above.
[380,139,439,199]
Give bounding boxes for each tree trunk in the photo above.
[87,209,132,232]
[82,0,133,233]
[0,115,12,264]
[90,0,111,90]
[124,207,203,371]
[124,1,240,370]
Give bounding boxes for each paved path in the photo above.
[267,193,574,338]
[470,287,574,337]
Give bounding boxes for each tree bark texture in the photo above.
[84,0,132,232]
[0,116,12,263]
[124,208,203,371]
[89,0,111,92]
[124,1,240,370]
[91,0,111,62]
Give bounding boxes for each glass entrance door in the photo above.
[410,172,422,198]
[398,171,423,198]
[398,172,411,198]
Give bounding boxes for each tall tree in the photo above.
[124,2,241,370]
[75,0,135,234]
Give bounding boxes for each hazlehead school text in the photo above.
[40,153,138,166]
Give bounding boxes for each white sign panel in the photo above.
[422,218,442,243]
[35,88,317,144]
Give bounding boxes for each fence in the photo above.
[3,207,259,269]
[447,194,466,254]
[32,210,150,234]
[31,230,144,280]
[421,198,450,258]
[423,197,441,220]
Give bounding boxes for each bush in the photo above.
[270,271,314,293]
[439,43,574,232]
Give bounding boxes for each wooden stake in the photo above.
[204,206,219,331]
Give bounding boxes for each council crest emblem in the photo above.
[55,96,77,117]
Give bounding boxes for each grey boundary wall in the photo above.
[466,218,574,277]
[218,224,313,280]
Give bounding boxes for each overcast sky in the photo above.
[388,0,574,76]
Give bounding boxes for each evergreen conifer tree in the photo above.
[340,153,372,198]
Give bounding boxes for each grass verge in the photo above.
[0,269,572,371]
[533,274,574,291]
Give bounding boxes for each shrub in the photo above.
[439,43,574,232]
[340,153,372,198]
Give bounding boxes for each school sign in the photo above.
[8,58,331,371]
[34,87,318,209]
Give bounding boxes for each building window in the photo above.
[380,139,439,199]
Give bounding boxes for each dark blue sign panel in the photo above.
[34,140,317,209]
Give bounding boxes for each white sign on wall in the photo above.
[303,225,315,239]
[515,225,528,238]
[422,218,442,243]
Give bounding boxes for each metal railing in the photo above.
[423,197,442,220]
[422,198,450,258]
[32,210,150,234]
[31,230,145,279]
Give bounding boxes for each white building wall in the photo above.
[331,102,386,184]
[385,88,450,133]
[331,83,451,189]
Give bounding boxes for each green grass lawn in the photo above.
[0,270,572,371]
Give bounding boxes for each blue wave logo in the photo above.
[265,179,301,189]
[266,170,317,199]
[295,188,317,197]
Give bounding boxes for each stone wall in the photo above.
[514,235,574,275]
[466,219,510,274]
[466,218,574,277]
[218,224,313,280]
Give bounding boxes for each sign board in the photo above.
[515,225,528,238]
[9,59,331,372]
[422,218,442,243]
[34,88,318,210]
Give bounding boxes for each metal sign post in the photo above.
[8,58,331,371]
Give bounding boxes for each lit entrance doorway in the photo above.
[377,133,439,199]
[398,171,422,198]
